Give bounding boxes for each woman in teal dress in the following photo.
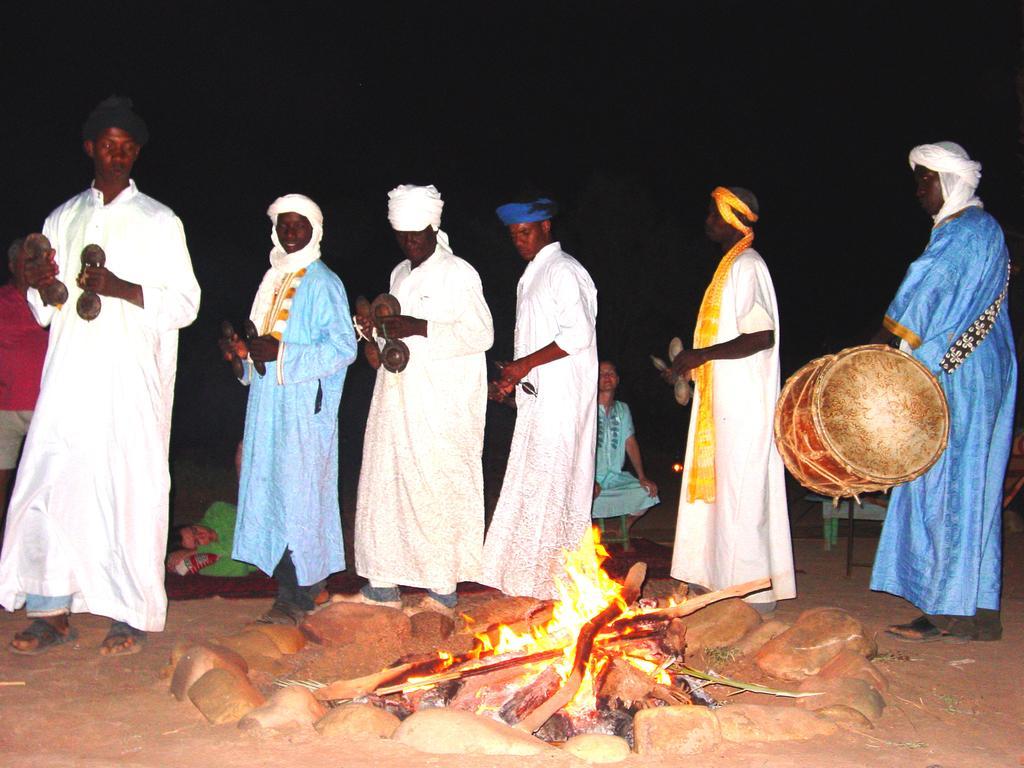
[592,361,659,523]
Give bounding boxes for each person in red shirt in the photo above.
[0,239,48,513]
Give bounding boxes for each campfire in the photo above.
[305,529,769,744]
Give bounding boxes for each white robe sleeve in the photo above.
[133,214,201,332]
[733,254,776,335]
[547,260,597,355]
[425,262,494,360]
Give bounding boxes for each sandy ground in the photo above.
[1,517,1021,768]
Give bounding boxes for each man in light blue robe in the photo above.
[872,143,1016,642]
[222,194,357,624]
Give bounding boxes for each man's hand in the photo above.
[668,348,706,381]
[639,477,658,497]
[593,482,602,499]
[487,379,514,403]
[378,314,427,339]
[354,313,375,339]
[78,264,124,297]
[77,265,144,307]
[218,331,249,362]
[496,358,531,388]
[23,247,59,290]
[249,334,280,363]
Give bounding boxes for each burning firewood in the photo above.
[514,562,648,734]
[661,619,687,656]
[599,657,657,710]
[317,647,564,703]
[607,576,771,633]
[473,601,554,650]
[498,666,562,725]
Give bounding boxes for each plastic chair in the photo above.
[596,516,631,551]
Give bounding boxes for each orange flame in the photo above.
[468,526,667,713]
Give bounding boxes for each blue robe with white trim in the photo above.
[871,207,1016,616]
[233,259,357,586]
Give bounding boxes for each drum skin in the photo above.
[774,344,949,498]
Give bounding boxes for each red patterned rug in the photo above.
[165,538,673,601]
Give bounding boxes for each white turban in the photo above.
[266,193,323,271]
[250,193,324,334]
[387,184,444,232]
[908,142,983,225]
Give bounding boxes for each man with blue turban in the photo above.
[481,197,598,600]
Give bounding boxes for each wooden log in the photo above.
[595,626,667,648]
[473,602,554,649]
[314,662,414,701]
[607,577,771,631]
[372,648,563,697]
[321,643,546,703]
[403,679,463,710]
[448,662,544,712]
[599,657,656,709]
[515,562,648,734]
[499,666,562,725]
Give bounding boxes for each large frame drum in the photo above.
[774,344,949,498]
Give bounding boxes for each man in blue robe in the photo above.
[220,194,357,624]
[872,142,1016,642]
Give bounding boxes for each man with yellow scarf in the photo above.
[666,187,795,613]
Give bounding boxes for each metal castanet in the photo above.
[220,321,245,379]
[354,295,381,369]
[773,344,949,499]
[371,293,410,374]
[23,233,69,308]
[242,319,266,376]
[76,244,105,320]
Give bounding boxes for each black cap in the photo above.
[82,96,149,145]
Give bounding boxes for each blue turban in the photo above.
[495,198,558,225]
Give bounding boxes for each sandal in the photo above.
[256,601,306,626]
[885,615,969,644]
[100,621,147,656]
[9,619,79,656]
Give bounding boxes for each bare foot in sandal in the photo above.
[100,620,146,656]
[10,616,78,655]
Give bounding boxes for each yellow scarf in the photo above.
[687,187,759,503]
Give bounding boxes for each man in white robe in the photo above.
[667,186,794,611]
[0,97,200,655]
[347,185,493,615]
[482,198,598,600]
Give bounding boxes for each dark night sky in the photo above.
[3,1,1022,457]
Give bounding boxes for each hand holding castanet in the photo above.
[243,320,267,376]
[22,233,68,307]
[76,244,105,320]
[354,295,381,369]
[219,321,247,379]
